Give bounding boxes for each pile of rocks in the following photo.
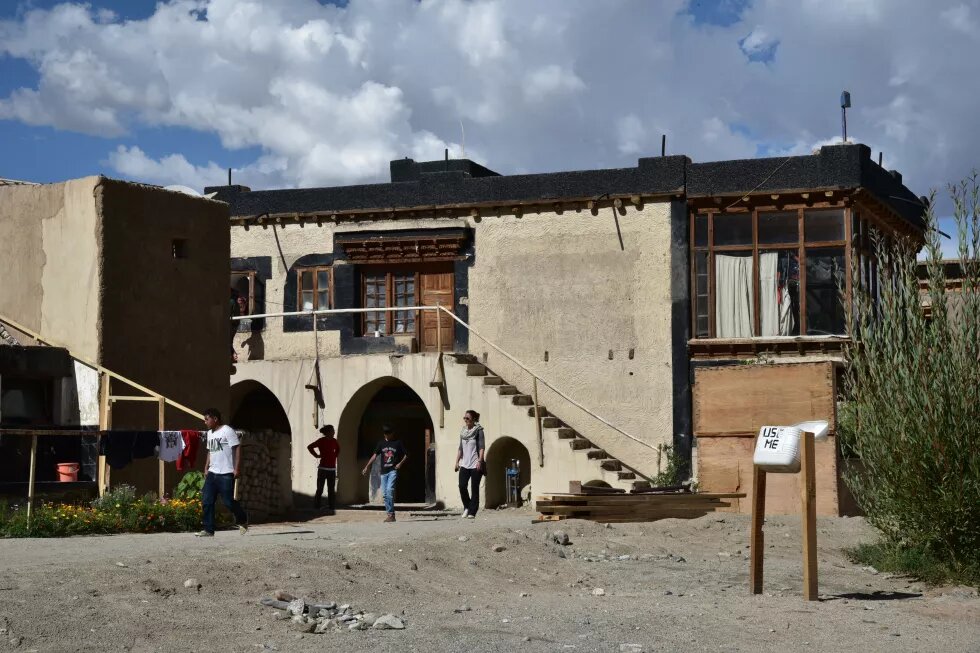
[259,592,406,634]
[237,430,285,521]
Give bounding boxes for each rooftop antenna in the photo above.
[661,134,666,157]
[840,90,851,143]
[460,120,466,159]
[228,167,232,186]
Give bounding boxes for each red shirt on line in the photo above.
[310,437,340,469]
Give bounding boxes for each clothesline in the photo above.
[99,430,203,471]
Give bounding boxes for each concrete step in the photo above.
[555,427,576,439]
[511,395,534,406]
[495,385,519,395]
[600,460,622,472]
[482,376,505,386]
[569,438,592,451]
[617,471,636,480]
[451,353,479,364]
[586,450,610,460]
[526,406,551,418]
[465,363,488,377]
[541,416,562,429]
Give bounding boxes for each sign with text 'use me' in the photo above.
[752,420,830,473]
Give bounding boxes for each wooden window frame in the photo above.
[691,205,852,339]
[230,270,257,315]
[361,268,420,336]
[296,266,333,313]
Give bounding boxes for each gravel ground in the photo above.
[0,509,977,653]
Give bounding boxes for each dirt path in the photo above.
[0,509,977,653]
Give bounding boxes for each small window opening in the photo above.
[172,239,188,259]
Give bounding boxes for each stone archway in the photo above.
[337,377,433,506]
[229,380,292,520]
[485,436,532,508]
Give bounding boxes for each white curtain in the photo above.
[715,254,753,338]
[759,252,795,336]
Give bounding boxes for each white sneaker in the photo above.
[460,510,470,519]
[465,514,475,520]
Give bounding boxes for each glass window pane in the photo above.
[759,250,800,336]
[301,291,314,311]
[317,290,328,309]
[694,251,709,338]
[695,214,708,247]
[758,211,799,244]
[804,209,845,242]
[713,214,752,246]
[805,247,846,335]
[301,270,313,290]
[317,270,329,290]
[714,251,754,338]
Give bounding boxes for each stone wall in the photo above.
[237,429,290,521]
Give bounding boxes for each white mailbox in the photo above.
[752,420,829,473]
[753,425,803,472]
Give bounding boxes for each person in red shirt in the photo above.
[308,425,340,514]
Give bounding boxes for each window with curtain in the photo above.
[692,207,849,338]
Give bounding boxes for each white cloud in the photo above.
[941,3,980,36]
[739,26,775,56]
[523,65,587,103]
[0,0,977,210]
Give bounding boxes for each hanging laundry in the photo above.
[176,430,202,471]
[158,431,185,463]
[99,431,161,470]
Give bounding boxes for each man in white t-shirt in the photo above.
[195,408,248,537]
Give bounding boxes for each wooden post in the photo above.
[749,430,818,601]
[98,372,112,497]
[749,465,767,594]
[436,303,444,429]
[26,433,38,529]
[158,398,166,500]
[533,377,544,467]
[800,431,818,601]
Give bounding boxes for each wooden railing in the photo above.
[0,313,206,526]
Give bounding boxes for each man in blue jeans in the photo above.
[195,408,248,536]
[361,425,407,523]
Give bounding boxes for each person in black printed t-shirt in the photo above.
[361,424,407,523]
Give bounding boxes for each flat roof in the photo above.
[207,143,926,229]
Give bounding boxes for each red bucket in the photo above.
[56,462,80,482]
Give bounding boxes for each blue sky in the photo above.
[0,0,976,249]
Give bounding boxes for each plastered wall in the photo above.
[229,199,680,500]
[0,178,102,360]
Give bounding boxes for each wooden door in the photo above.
[420,269,454,351]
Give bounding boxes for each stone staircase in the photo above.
[449,354,650,492]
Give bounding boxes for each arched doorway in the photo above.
[229,380,292,520]
[485,436,531,508]
[337,377,433,506]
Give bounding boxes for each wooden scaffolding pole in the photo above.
[158,398,166,500]
[533,377,544,467]
[98,372,112,497]
[26,433,38,528]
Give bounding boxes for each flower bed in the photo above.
[0,485,202,538]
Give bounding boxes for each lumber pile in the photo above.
[535,483,745,523]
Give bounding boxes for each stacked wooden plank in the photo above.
[535,487,745,523]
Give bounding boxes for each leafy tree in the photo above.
[839,175,980,583]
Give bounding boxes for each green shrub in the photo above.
[175,471,205,500]
[91,484,138,511]
[654,444,683,487]
[839,174,980,584]
[0,495,201,538]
